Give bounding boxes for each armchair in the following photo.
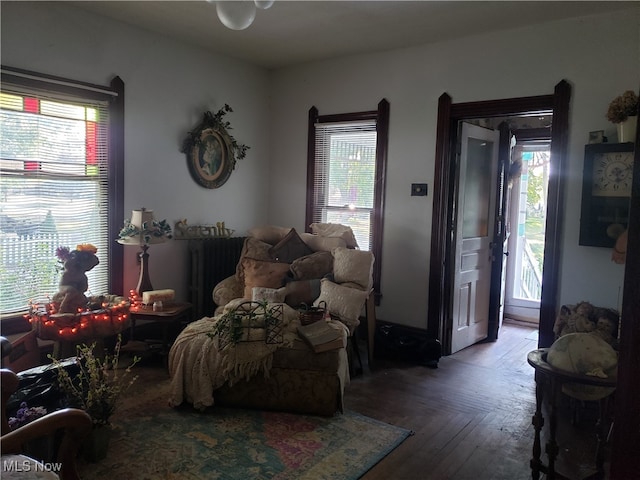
[1,350,92,480]
[169,224,375,416]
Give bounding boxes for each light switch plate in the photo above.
[411,183,428,196]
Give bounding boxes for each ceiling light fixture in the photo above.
[210,0,274,31]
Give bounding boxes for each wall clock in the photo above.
[579,142,635,247]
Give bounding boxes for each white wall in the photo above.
[1,2,271,302]
[2,3,639,328]
[270,8,640,327]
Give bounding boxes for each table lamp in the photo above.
[117,207,172,295]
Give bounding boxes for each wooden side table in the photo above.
[128,302,193,363]
[527,348,616,480]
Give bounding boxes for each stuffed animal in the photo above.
[51,245,100,313]
[554,301,595,338]
[553,301,619,348]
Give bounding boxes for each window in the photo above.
[306,99,389,300]
[0,67,124,320]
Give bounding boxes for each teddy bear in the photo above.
[553,301,619,348]
[553,301,596,338]
[51,248,100,313]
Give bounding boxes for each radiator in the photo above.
[188,237,246,319]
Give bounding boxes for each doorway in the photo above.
[504,130,552,325]
[427,81,571,355]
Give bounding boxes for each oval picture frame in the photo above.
[181,106,249,189]
[188,128,233,189]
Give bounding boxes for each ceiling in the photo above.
[69,1,635,70]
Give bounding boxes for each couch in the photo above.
[169,224,374,416]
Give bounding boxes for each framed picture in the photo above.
[579,142,635,247]
[181,106,249,189]
[188,127,232,189]
[588,130,605,144]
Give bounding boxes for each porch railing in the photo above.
[520,238,542,300]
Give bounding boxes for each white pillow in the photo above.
[309,222,359,249]
[299,233,347,252]
[313,278,368,332]
[251,287,285,303]
[332,247,374,291]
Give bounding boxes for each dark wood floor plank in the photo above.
[348,322,605,480]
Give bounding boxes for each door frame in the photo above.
[427,80,571,354]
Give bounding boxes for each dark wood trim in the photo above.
[538,80,571,348]
[450,95,554,119]
[609,92,640,479]
[428,81,570,353]
[427,93,453,341]
[306,101,390,305]
[305,106,319,231]
[317,110,377,124]
[1,65,117,102]
[109,76,125,296]
[372,99,390,304]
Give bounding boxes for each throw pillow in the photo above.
[290,251,334,280]
[251,287,286,303]
[332,247,374,291]
[310,222,359,249]
[313,278,368,332]
[247,225,291,245]
[269,228,314,263]
[235,237,273,281]
[241,258,291,299]
[299,233,347,252]
[280,279,322,308]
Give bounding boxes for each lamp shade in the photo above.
[117,208,172,246]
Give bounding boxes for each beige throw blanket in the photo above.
[168,301,300,410]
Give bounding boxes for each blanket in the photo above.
[168,302,300,410]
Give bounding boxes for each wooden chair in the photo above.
[1,364,92,480]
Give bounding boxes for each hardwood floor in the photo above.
[128,321,605,480]
[348,322,604,480]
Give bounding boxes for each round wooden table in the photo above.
[527,348,617,480]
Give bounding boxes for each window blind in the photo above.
[312,120,377,250]
[0,86,110,314]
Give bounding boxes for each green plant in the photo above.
[49,335,139,426]
[209,300,283,347]
[180,104,250,161]
[607,90,639,123]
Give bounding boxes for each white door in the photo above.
[451,123,499,353]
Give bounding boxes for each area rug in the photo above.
[78,400,412,480]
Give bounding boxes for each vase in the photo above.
[617,115,637,143]
[81,424,111,463]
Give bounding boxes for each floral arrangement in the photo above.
[607,90,639,124]
[117,218,172,244]
[8,402,48,430]
[49,335,139,426]
[55,243,99,272]
[180,104,250,161]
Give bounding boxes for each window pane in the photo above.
[0,89,109,315]
[314,121,377,251]
[328,132,376,209]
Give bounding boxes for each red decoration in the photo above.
[26,298,131,342]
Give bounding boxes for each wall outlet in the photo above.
[411,183,428,196]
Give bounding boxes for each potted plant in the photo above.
[49,335,139,462]
[607,90,638,142]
